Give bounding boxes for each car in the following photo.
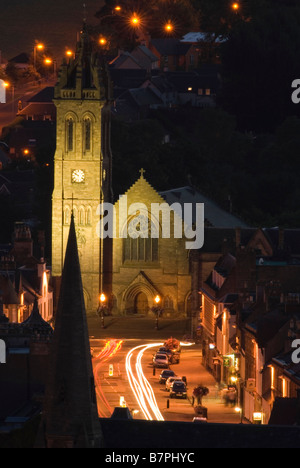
[153,353,169,368]
[193,417,207,423]
[169,381,187,399]
[165,376,183,391]
[158,347,173,358]
[158,346,180,364]
[159,369,176,384]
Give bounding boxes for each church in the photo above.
[50,26,244,318]
[51,25,194,317]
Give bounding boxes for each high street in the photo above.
[88,316,242,424]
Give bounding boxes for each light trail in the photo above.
[125,342,164,421]
[93,339,123,418]
[125,341,195,420]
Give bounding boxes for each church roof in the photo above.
[20,298,53,335]
[159,186,248,228]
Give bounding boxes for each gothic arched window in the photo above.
[86,206,92,225]
[123,215,159,263]
[66,117,74,152]
[83,117,91,152]
[79,207,85,225]
[64,206,70,225]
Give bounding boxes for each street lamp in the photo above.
[44,57,57,76]
[97,293,107,328]
[130,14,140,27]
[164,21,174,33]
[33,42,44,69]
[3,81,15,115]
[153,295,162,330]
[232,3,240,11]
[235,406,243,424]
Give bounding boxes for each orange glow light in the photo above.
[66,49,73,57]
[131,14,140,26]
[232,2,239,10]
[99,37,107,45]
[165,22,173,32]
[115,5,121,11]
[36,43,44,50]
[100,293,106,303]
[44,58,52,65]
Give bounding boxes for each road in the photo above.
[88,316,242,424]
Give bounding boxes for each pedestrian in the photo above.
[227,389,237,407]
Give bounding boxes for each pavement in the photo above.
[88,315,244,425]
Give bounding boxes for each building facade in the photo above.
[112,172,192,316]
[51,26,113,313]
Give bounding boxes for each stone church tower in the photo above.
[52,24,113,313]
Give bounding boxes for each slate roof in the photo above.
[27,87,54,103]
[159,186,248,229]
[150,38,192,56]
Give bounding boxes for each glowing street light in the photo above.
[165,21,174,33]
[232,2,240,11]
[130,14,140,27]
[100,293,106,304]
[33,42,44,68]
[65,49,73,58]
[153,295,162,330]
[98,293,107,328]
[99,37,107,46]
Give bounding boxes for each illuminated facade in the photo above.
[112,172,192,316]
[51,25,113,313]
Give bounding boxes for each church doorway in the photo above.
[134,292,148,315]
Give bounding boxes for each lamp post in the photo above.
[153,295,162,330]
[97,293,107,328]
[33,42,44,69]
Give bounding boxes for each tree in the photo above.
[220,2,300,132]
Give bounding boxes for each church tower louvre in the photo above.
[38,215,103,448]
[51,23,113,314]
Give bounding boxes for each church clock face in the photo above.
[72,169,85,183]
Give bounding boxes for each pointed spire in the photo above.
[41,215,103,448]
[21,297,53,336]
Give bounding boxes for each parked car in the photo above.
[158,346,180,364]
[158,347,172,358]
[169,381,187,399]
[153,353,169,368]
[166,377,183,391]
[159,369,176,384]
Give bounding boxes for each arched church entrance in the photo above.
[134,292,148,314]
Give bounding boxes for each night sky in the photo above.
[0,0,104,63]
